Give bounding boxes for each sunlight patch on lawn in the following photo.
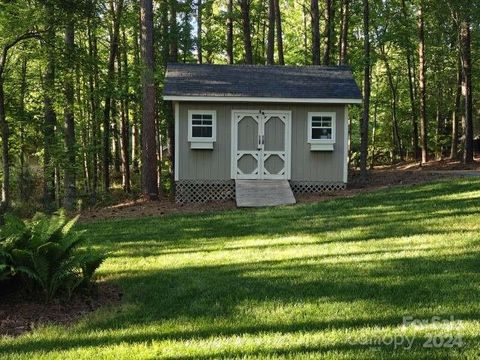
[8,319,479,359]
[2,179,480,359]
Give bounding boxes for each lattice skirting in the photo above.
[289,181,346,194]
[176,180,346,203]
[176,180,235,203]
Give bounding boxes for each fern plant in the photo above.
[0,249,11,282]
[0,210,106,302]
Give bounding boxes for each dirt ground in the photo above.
[80,158,479,222]
[0,282,122,337]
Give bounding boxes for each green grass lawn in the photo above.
[1,179,480,359]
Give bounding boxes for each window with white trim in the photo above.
[307,112,336,151]
[188,111,216,147]
[308,112,336,143]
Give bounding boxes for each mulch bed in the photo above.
[79,197,237,223]
[0,282,123,338]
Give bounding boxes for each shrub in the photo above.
[0,210,105,302]
[0,249,11,282]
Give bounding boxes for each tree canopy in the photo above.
[0,0,477,215]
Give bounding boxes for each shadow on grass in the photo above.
[2,252,479,356]
[2,179,479,357]
[85,179,480,259]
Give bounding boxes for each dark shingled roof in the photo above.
[164,63,362,101]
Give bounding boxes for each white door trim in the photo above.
[231,110,292,180]
[174,102,180,181]
[231,111,262,180]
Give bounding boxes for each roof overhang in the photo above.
[164,95,363,104]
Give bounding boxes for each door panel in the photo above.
[237,154,258,175]
[264,116,285,152]
[237,116,258,151]
[232,110,291,180]
[262,113,288,179]
[233,112,261,179]
[263,154,285,175]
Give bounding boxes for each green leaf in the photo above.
[61,215,80,237]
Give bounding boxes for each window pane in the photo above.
[192,119,202,125]
[202,114,213,120]
[202,127,212,138]
[321,117,332,127]
[311,117,322,127]
[192,114,202,120]
[312,128,332,140]
[202,120,213,126]
[192,126,203,138]
[192,126,213,138]
[312,116,332,128]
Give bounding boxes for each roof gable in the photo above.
[163,64,362,103]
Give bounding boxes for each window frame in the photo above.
[307,112,336,144]
[188,110,217,143]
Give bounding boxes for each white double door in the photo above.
[232,110,291,180]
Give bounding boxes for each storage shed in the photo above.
[163,64,362,204]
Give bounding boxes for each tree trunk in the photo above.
[166,1,177,188]
[113,105,121,173]
[181,7,192,63]
[339,0,349,65]
[460,20,473,164]
[169,0,178,63]
[227,0,234,64]
[0,76,9,215]
[156,117,162,192]
[267,0,275,64]
[370,99,378,169]
[119,29,131,192]
[77,69,90,194]
[140,0,159,199]
[274,0,284,65]
[322,0,334,65]
[311,0,320,65]
[160,0,169,65]
[259,1,267,63]
[63,20,76,211]
[450,60,461,160]
[360,0,370,177]
[0,23,49,218]
[381,49,403,161]
[303,3,308,64]
[19,56,28,202]
[197,0,203,64]
[418,1,428,164]
[87,14,100,194]
[401,0,419,160]
[43,4,57,211]
[132,24,141,173]
[103,0,124,192]
[239,0,253,64]
[435,104,443,159]
[407,53,420,161]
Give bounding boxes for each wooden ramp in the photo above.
[235,180,296,207]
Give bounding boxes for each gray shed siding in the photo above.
[176,102,347,182]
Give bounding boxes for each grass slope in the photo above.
[1,179,480,359]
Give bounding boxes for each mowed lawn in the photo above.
[1,179,480,359]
